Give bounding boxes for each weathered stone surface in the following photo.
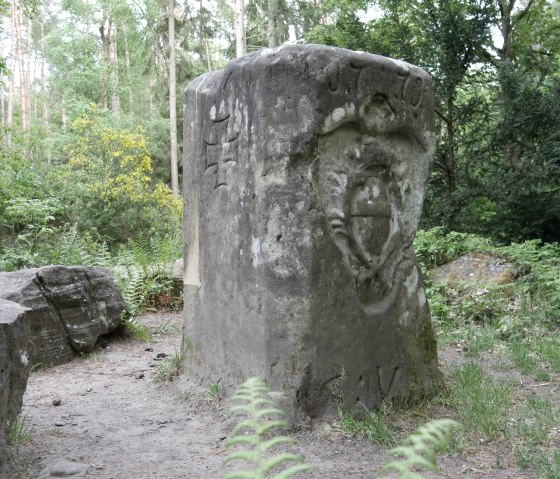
[0,299,31,463]
[37,458,89,478]
[0,266,124,366]
[431,252,517,286]
[182,44,440,418]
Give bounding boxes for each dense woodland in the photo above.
[1,0,559,263]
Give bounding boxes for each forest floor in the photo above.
[1,312,550,479]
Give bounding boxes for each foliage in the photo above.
[337,402,397,446]
[111,235,181,340]
[7,413,33,448]
[449,363,514,440]
[151,350,183,383]
[416,228,560,341]
[223,377,313,479]
[64,108,182,242]
[379,418,460,479]
[414,227,492,273]
[305,0,560,242]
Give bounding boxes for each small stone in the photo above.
[135,372,144,379]
[52,398,62,406]
[38,458,89,478]
[54,421,66,427]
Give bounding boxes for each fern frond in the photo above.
[260,437,296,452]
[270,464,314,479]
[223,471,260,479]
[223,377,313,479]
[379,418,461,479]
[223,451,260,465]
[260,453,303,473]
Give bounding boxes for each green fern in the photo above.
[223,377,313,479]
[379,418,461,479]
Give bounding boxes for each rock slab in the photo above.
[182,44,440,418]
[0,298,31,463]
[0,266,124,366]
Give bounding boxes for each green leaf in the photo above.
[223,450,260,465]
[270,463,314,479]
[259,436,296,452]
[260,453,303,473]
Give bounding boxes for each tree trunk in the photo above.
[110,21,120,113]
[168,0,179,196]
[41,22,50,165]
[6,0,17,145]
[99,15,111,108]
[267,0,277,48]
[24,16,32,132]
[1,86,4,126]
[199,0,212,71]
[235,0,245,57]
[61,97,67,132]
[14,0,26,130]
[123,25,134,115]
[148,64,156,116]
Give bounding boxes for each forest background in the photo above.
[1,0,559,267]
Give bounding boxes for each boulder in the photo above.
[0,266,124,366]
[431,252,518,286]
[182,44,440,419]
[0,299,31,463]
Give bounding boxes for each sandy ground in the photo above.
[1,313,536,479]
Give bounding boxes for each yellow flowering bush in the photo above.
[65,112,181,241]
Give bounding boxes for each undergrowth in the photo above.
[224,377,313,479]
[151,350,184,383]
[224,378,459,479]
[415,228,560,477]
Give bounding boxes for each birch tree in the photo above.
[168,0,179,196]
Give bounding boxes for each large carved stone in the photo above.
[182,44,440,418]
[0,299,31,463]
[0,266,124,366]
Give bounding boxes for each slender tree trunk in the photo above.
[6,0,17,145]
[148,65,156,116]
[1,87,4,126]
[235,0,245,57]
[32,41,38,126]
[168,0,179,196]
[61,97,67,132]
[123,25,134,115]
[40,24,49,132]
[24,16,32,132]
[99,15,111,108]
[267,0,277,48]
[14,0,25,130]
[199,0,212,71]
[110,22,120,113]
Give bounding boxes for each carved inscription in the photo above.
[325,59,424,112]
[202,78,241,190]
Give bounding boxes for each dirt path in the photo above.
[1,313,532,478]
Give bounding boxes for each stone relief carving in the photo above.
[314,121,422,311]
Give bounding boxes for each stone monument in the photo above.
[182,44,440,418]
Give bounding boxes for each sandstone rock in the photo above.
[0,266,124,366]
[431,252,517,286]
[0,298,31,463]
[182,44,440,418]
